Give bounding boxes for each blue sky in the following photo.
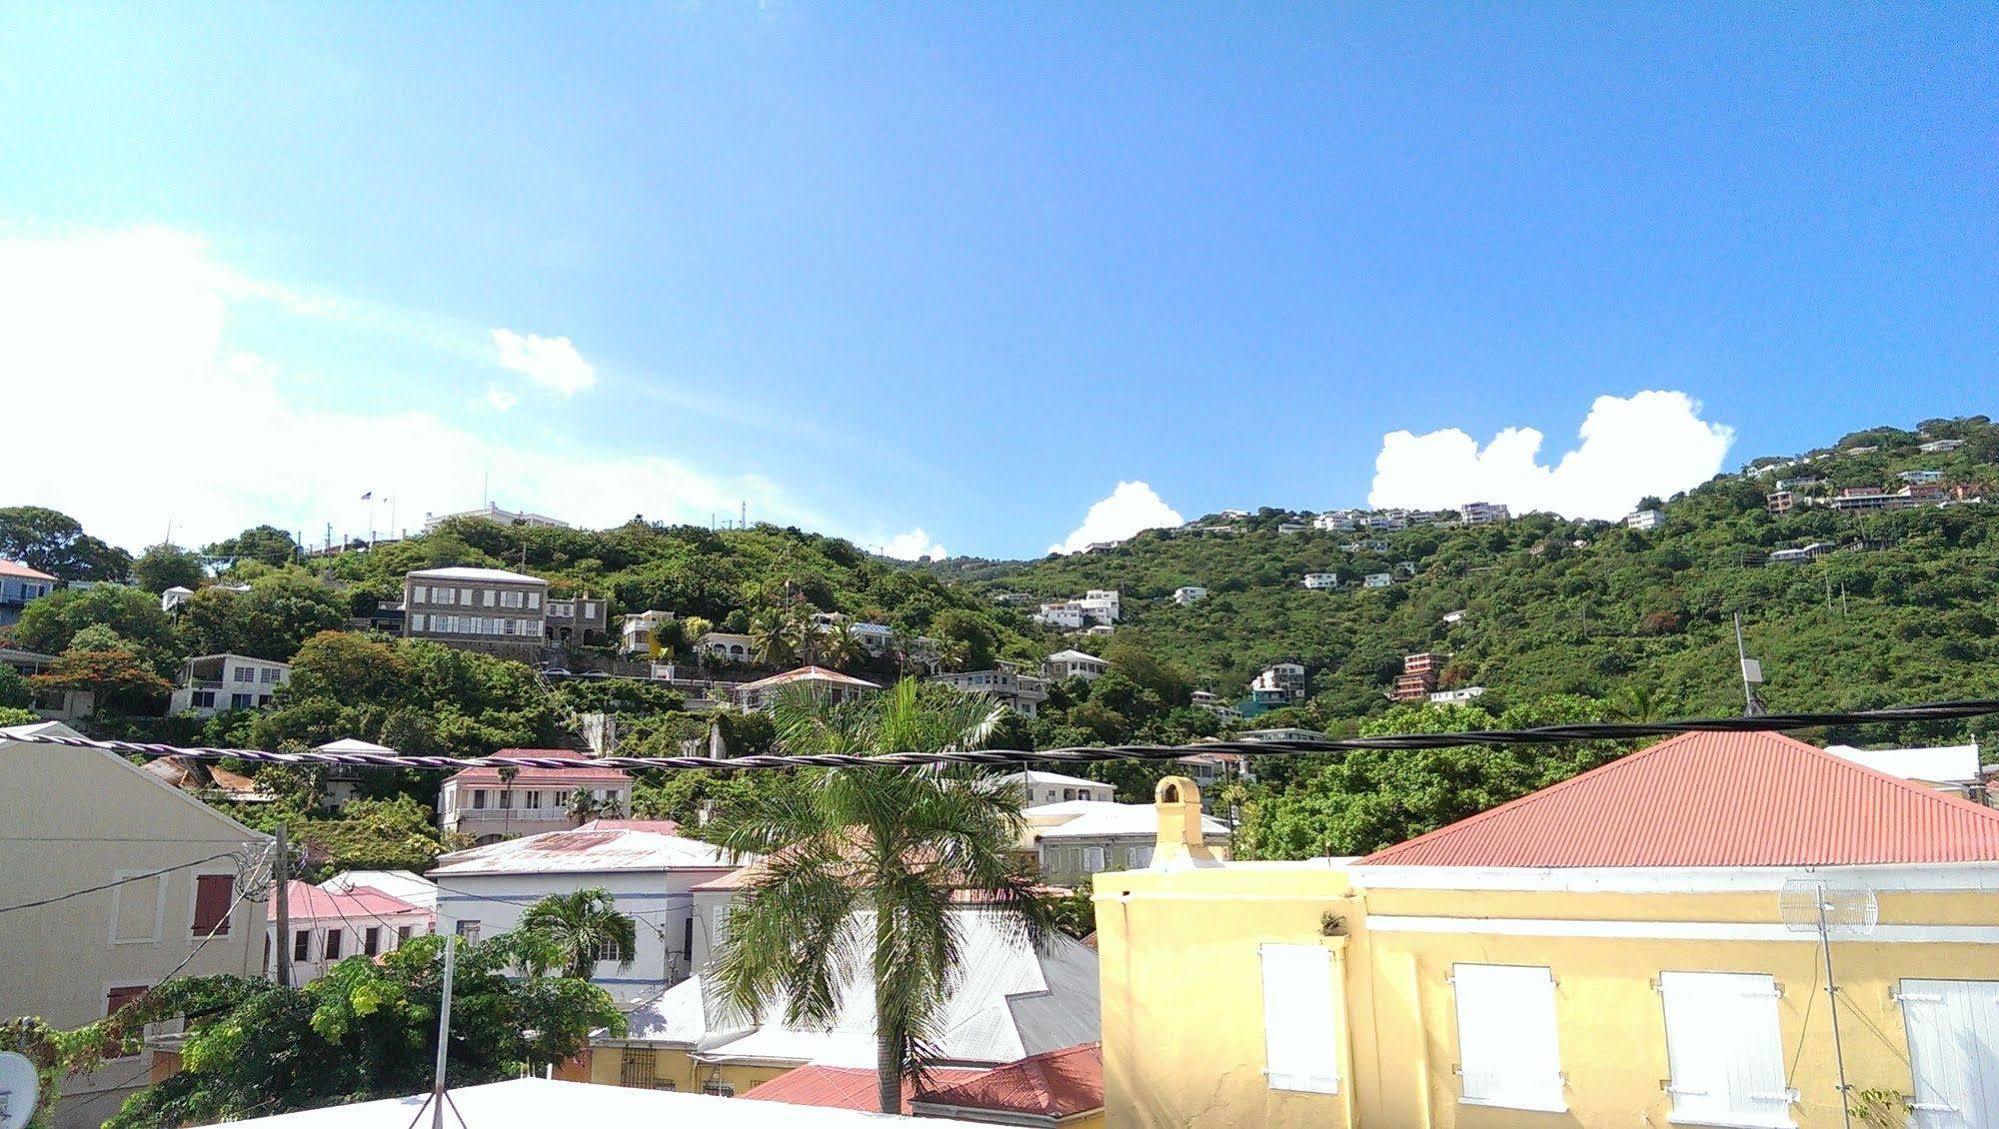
[1,4,1994,558]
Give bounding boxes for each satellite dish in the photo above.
[1780,877,1878,938]
[0,1051,40,1129]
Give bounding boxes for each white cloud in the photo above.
[0,226,824,551]
[1368,391,1735,520]
[491,328,596,396]
[1049,481,1183,555]
[878,528,948,561]
[483,385,520,412]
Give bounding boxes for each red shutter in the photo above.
[192,874,234,935]
[105,986,147,1057]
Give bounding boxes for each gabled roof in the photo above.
[742,1064,985,1114]
[316,738,397,755]
[444,749,631,785]
[1358,730,1999,869]
[1045,649,1105,664]
[737,666,882,692]
[998,769,1111,790]
[911,1043,1105,1120]
[0,559,56,582]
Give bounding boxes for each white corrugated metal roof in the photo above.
[405,566,546,583]
[194,1077,982,1128]
[429,827,736,876]
[1027,800,1226,839]
[1824,744,1982,785]
[319,869,438,910]
[998,770,1112,790]
[618,910,1098,1069]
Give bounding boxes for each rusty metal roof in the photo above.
[429,827,736,875]
[445,749,632,785]
[1358,729,1999,869]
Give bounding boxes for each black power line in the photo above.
[0,852,242,916]
[4,699,1994,774]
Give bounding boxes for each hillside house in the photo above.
[932,664,1048,717]
[1389,652,1441,702]
[1248,663,1307,706]
[1302,572,1339,589]
[403,566,548,658]
[0,558,56,627]
[1172,585,1207,605]
[619,610,675,656]
[734,666,882,713]
[1625,508,1663,530]
[1044,648,1108,681]
[421,503,570,532]
[437,750,633,844]
[1025,799,1229,884]
[167,653,291,717]
[999,769,1117,806]
[1362,572,1393,589]
[1459,501,1510,525]
[544,594,608,645]
[696,631,756,662]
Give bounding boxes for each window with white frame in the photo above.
[1259,943,1341,1094]
[482,589,496,607]
[1084,846,1105,872]
[412,585,428,602]
[1451,963,1565,1112]
[527,591,540,609]
[409,614,426,631]
[1659,972,1794,1128]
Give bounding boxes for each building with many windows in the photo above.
[619,610,676,656]
[421,503,571,533]
[1458,501,1510,525]
[402,566,548,657]
[167,653,291,717]
[1302,572,1339,589]
[270,880,432,987]
[545,594,608,646]
[932,664,1049,717]
[1096,733,1999,1128]
[1248,663,1308,707]
[437,749,633,844]
[998,769,1117,807]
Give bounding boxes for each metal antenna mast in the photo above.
[1734,614,1764,717]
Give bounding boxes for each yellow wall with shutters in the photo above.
[585,1044,790,1097]
[1096,858,1999,1129]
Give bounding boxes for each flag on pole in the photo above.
[360,491,373,500]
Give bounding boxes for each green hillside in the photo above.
[972,416,1999,734]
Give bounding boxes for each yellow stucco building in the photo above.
[1099,731,1999,1128]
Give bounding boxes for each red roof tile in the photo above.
[286,881,427,922]
[913,1043,1105,1119]
[1358,729,1999,869]
[0,559,56,582]
[445,749,632,785]
[741,1065,985,1114]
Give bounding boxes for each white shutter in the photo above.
[1259,944,1341,1094]
[1452,964,1565,1111]
[1085,847,1105,872]
[1659,972,1793,1127]
[1900,978,1999,1128]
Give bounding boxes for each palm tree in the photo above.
[709,680,1054,1115]
[749,608,800,668]
[518,887,638,979]
[567,788,603,826]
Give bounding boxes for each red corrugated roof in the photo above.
[0,559,56,582]
[445,749,632,785]
[286,881,426,922]
[913,1043,1105,1118]
[1358,729,1999,869]
[738,665,883,692]
[741,1065,984,1114]
[576,818,681,835]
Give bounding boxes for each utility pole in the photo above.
[272,825,291,987]
[430,935,458,1129]
[739,499,747,530]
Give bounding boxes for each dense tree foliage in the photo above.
[131,543,206,594]
[0,505,130,581]
[204,524,303,568]
[25,933,623,1128]
[10,584,178,671]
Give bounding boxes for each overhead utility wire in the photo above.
[5,699,1995,774]
[0,852,241,916]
